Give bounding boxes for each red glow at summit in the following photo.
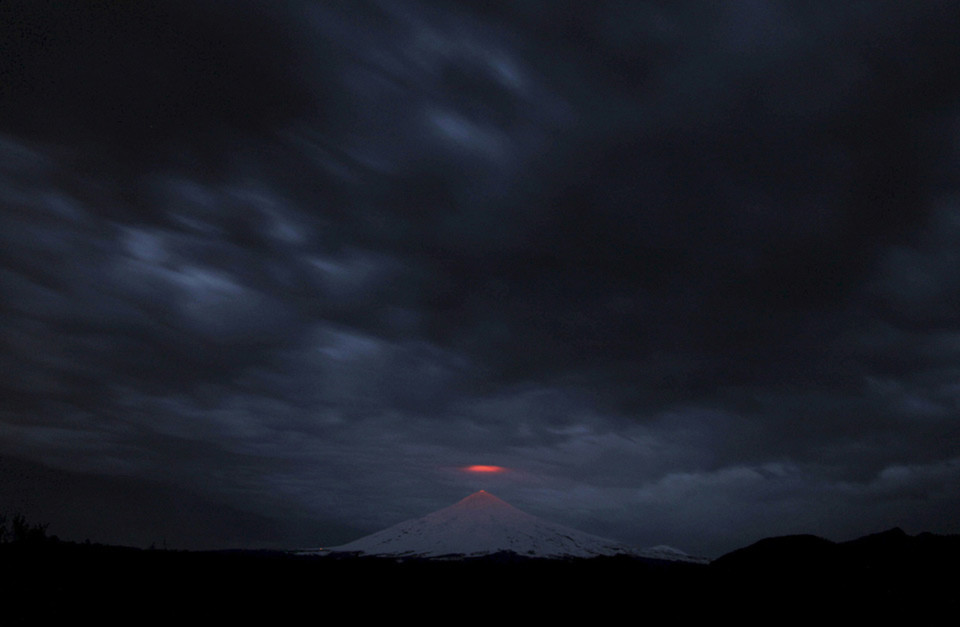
[462,465,507,474]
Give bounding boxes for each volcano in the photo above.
[307,490,642,559]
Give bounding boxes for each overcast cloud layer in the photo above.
[2,1,959,556]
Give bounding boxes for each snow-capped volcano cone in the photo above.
[321,490,637,558]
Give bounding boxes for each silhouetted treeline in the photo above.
[0,512,52,545]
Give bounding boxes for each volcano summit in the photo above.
[305,490,643,559]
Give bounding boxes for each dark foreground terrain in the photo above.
[5,528,958,623]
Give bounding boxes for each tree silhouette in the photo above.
[0,512,50,544]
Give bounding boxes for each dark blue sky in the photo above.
[2,0,959,557]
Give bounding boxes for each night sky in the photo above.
[2,1,959,557]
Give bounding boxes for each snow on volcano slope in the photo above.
[312,490,638,559]
[636,545,711,564]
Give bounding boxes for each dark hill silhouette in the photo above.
[709,528,960,623]
[710,533,837,570]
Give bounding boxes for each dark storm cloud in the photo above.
[0,0,315,160]
[2,1,960,555]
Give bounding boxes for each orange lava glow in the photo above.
[463,465,506,473]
